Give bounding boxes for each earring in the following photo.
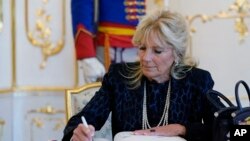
[175,61,179,66]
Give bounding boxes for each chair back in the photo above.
[65,82,112,141]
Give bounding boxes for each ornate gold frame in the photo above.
[26,104,65,141]
[25,0,65,69]
[187,0,250,41]
[65,82,102,120]
[185,0,250,102]
[0,0,78,93]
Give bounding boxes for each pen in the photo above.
[81,116,95,137]
[81,116,89,128]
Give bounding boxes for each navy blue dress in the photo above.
[63,62,215,141]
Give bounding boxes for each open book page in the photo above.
[94,138,110,141]
[114,131,186,141]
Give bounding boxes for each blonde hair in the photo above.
[125,10,196,89]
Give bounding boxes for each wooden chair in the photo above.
[65,82,112,141]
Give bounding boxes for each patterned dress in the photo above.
[63,62,215,141]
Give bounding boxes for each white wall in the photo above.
[0,0,12,89]
[0,0,75,140]
[169,0,250,105]
[0,0,75,89]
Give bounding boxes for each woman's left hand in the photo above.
[133,124,186,137]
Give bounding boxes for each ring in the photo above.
[149,129,156,132]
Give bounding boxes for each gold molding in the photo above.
[14,86,72,92]
[27,104,64,115]
[0,86,73,94]
[0,119,5,126]
[30,117,65,130]
[75,55,79,87]
[187,0,250,42]
[1,0,16,93]
[0,88,12,94]
[65,82,101,120]
[1,0,78,92]
[0,119,4,125]
[11,0,17,89]
[29,117,65,141]
[154,0,164,7]
[0,119,4,141]
[25,0,66,69]
[26,104,65,141]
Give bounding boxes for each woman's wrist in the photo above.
[177,124,186,136]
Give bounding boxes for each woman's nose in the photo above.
[142,50,153,61]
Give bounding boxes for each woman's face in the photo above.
[138,40,175,82]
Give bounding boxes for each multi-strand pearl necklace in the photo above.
[142,79,171,129]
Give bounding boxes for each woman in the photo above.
[63,10,215,141]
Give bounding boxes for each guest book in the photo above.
[114,131,186,141]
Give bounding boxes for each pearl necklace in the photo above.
[142,79,171,129]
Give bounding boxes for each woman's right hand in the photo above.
[71,124,95,141]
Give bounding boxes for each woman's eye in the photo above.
[154,50,162,54]
[139,46,146,50]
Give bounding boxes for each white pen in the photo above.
[81,116,89,128]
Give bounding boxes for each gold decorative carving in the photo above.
[187,0,250,42]
[25,0,66,69]
[0,0,3,32]
[0,119,5,140]
[28,104,64,115]
[31,117,65,130]
[30,117,66,141]
[26,104,65,141]
[0,120,5,125]
[1,0,77,95]
[154,0,164,7]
